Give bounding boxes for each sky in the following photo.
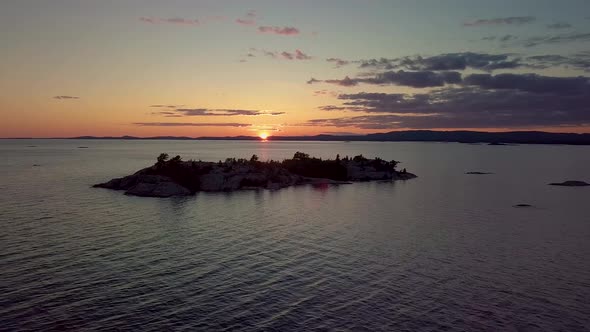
[1,0,590,138]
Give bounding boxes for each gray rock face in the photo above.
[94,174,191,197]
[199,173,226,192]
[548,180,590,187]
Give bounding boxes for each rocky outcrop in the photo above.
[548,180,590,187]
[94,174,191,197]
[94,153,417,197]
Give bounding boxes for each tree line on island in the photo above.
[94,151,415,197]
[155,151,403,182]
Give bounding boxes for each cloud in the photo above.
[280,50,312,60]
[499,34,518,42]
[326,58,351,68]
[53,96,80,100]
[304,71,590,129]
[313,90,341,97]
[359,52,522,72]
[235,10,257,25]
[302,83,590,129]
[236,18,256,26]
[325,76,359,87]
[139,17,199,26]
[258,26,300,35]
[521,32,590,47]
[251,48,312,60]
[547,23,572,29]
[247,124,283,132]
[321,70,463,88]
[150,104,183,108]
[463,16,536,27]
[463,73,590,94]
[153,108,284,117]
[307,78,322,84]
[134,122,251,127]
[526,53,590,71]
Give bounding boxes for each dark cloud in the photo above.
[307,78,322,84]
[139,17,199,26]
[320,71,462,88]
[521,32,590,47]
[258,26,300,35]
[154,108,284,117]
[281,50,312,60]
[463,16,536,27]
[134,122,251,127]
[326,58,351,68]
[150,104,183,108]
[325,76,360,87]
[499,34,518,42]
[303,83,590,129]
[463,73,590,94]
[547,23,572,29]
[313,90,341,97]
[358,52,522,72]
[54,96,80,100]
[250,48,311,60]
[516,54,590,71]
[358,58,397,70]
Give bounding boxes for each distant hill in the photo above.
[64,130,590,145]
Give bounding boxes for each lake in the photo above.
[1,140,589,331]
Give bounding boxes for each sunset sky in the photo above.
[1,0,589,138]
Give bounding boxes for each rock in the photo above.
[466,171,493,175]
[126,181,191,197]
[223,175,244,191]
[513,204,533,208]
[548,180,590,187]
[199,173,225,191]
[395,172,417,180]
[94,153,417,197]
[78,146,89,149]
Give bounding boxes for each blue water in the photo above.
[1,140,589,331]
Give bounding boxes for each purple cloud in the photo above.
[153,108,284,117]
[327,58,351,68]
[464,16,535,27]
[139,17,199,26]
[258,26,300,35]
[134,122,251,127]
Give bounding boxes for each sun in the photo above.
[258,132,269,140]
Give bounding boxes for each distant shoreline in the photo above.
[3,130,590,145]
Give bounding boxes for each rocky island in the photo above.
[94,152,417,197]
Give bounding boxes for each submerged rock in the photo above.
[513,204,533,208]
[548,180,590,187]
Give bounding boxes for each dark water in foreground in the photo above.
[1,140,589,331]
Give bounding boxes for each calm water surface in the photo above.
[1,140,589,331]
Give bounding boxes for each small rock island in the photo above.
[94,152,417,197]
